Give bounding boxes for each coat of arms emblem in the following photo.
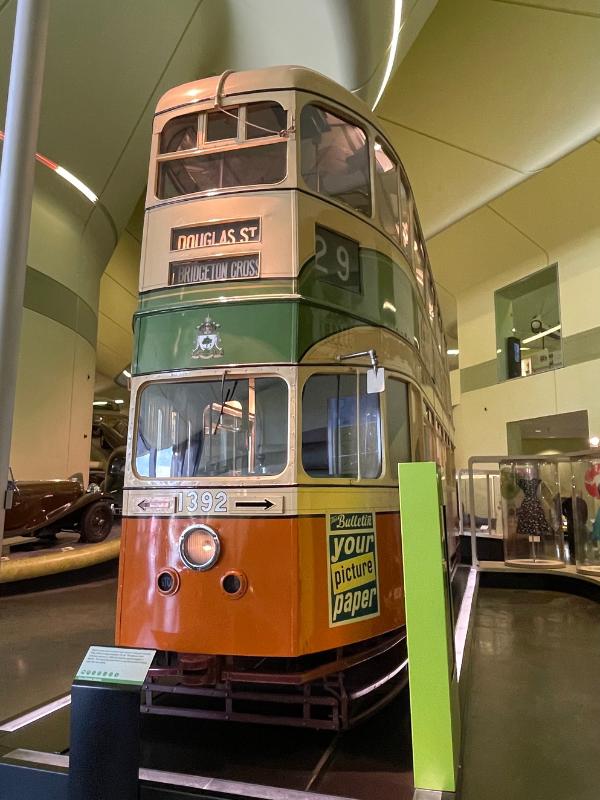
[191,316,224,359]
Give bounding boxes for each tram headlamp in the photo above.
[179,525,220,571]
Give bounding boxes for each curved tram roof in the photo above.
[155,65,382,132]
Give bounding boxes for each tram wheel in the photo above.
[79,501,113,543]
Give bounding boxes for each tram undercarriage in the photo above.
[142,628,408,730]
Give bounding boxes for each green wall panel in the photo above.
[24,265,97,347]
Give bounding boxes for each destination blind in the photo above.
[169,254,260,286]
[171,218,261,251]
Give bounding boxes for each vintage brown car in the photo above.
[4,470,114,543]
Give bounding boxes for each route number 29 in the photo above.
[178,490,227,514]
[313,225,360,293]
[315,235,350,281]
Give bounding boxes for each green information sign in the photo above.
[398,462,460,793]
[327,512,379,627]
[75,646,156,686]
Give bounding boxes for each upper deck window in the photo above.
[158,143,286,199]
[246,101,287,139]
[399,173,411,257]
[374,140,399,240]
[160,113,198,154]
[135,377,288,479]
[300,104,371,216]
[413,229,426,298]
[156,100,288,200]
[206,108,239,142]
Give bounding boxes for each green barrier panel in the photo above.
[398,461,460,793]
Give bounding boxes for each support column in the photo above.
[0,0,50,544]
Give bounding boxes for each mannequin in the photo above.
[516,476,550,538]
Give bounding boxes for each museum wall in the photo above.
[9,169,111,480]
[430,138,600,469]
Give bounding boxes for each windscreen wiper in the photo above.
[212,372,238,436]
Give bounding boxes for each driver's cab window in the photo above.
[302,372,381,479]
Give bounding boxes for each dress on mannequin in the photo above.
[516,477,550,537]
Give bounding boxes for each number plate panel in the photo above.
[124,490,285,516]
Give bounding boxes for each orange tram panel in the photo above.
[115,512,404,658]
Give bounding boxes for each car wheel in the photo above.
[79,501,113,543]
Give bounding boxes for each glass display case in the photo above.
[458,471,502,536]
[500,460,565,568]
[571,457,600,576]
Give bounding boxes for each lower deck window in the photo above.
[302,373,381,479]
[387,378,411,466]
[135,377,288,478]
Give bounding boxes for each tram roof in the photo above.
[155,65,379,129]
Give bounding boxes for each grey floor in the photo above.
[3,571,600,799]
[461,587,600,800]
[0,575,117,721]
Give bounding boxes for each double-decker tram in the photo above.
[116,66,456,730]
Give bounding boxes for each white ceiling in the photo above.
[428,137,600,303]
[379,0,600,238]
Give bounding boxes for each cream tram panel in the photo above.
[123,485,400,518]
[139,192,297,292]
[295,190,442,415]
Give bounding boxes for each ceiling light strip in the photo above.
[0,129,96,203]
[372,0,404,110]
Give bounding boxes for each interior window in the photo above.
[206,108,238,142]
[422,322,434,377]
[424,405,436,462]
[300,104,371,216]
[399,175,411,257]
[302,373,381,479]
[246,101,287,139]
[413,232,426,298]
[374,140,399,239]
[387,379,411,467]
[135,377,288,478]
[160,114,198,154]
[157,142,287,199]
[426,270,437,325]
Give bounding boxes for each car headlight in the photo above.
[179,525,220,571]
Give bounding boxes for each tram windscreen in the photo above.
[135,377,288,478]
[157,142,287,199]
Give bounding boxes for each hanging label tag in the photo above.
[367,367,385,394]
